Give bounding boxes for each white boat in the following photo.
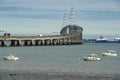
[3,54,19,61]
[83,54,101,61]
[102,50,117,56]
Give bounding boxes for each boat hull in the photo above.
[3,56,19,61]
[83,57,101,61]
[96,40,120,43]
[102,53,117,56]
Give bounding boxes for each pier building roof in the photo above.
[60,25,83,35]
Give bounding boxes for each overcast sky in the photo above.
[0,0,120,38]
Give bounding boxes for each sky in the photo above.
[0,0,120,38]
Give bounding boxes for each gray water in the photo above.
[0,43,120,73]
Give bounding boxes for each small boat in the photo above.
[102,50,117,56]
[3,54,19,61]
[83,54,101,61]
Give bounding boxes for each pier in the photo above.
[0,32,82,47]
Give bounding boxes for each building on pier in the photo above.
[60,7,83,41]
[60,25,83,36]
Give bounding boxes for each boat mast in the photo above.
[62,13,67,27]
[69,6,75,25]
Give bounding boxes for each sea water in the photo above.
[0,43,120,73]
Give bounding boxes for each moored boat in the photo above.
[102,50,117,56]
[83,54,101,61]
[3,54,19,61]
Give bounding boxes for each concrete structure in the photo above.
[0,31,82,47]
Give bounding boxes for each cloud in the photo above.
[0,0,119,20]
[73,0,120,11]
[79,20,120,36]
[0,0,120,36]
[0,6,32,11]
[0,13,62,19]
[76,10,120,21]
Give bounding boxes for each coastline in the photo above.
[0,69,120,80]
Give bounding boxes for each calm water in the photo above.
[0,43,120,73]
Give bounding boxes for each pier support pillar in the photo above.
[52,39,58,45]
[59,39,64,45]
[35,40,42,46]
[24,40,34,46]
[10,40,21,46]
[0,40,6,46]
[44,39,51,45]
